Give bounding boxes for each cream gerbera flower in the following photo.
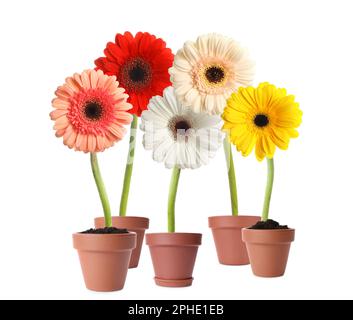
[141,87,223,169]
[169,33,254,115]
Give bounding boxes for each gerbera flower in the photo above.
[222,82,302,161]
[95,31,174,116]
[141,87,223,169]
[50,69,133,153]
[169,33,254,115]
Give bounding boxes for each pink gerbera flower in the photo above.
[50,69,133,152]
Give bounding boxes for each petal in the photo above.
[141,110,169,130]
[233,131,256,157]
[54,116,69,130]
[262,135,276,158]
[164,145,178,169]
[186,138,200,169]
[170,70,192,83]
[174,82,194,98]
[96,72,109,88]
[185,88,201,110]
[214,94,227,115]
[81,71,91,89]
[114,111,133,125]
[196,34,210,56]
[76,134,88,152]
[52,98,69,110]
[75,133,84,150]
[255,137,266,161]
[222,109,247,124]
[90,70,98,88]
[50,109,67,120]
[148,95,175,120]
[102,135,114,150]
[182,41,200,64]
[73,73,84,87]
[103,75,117,91]
[268,127,289,150]
[117,101,132,112]
[63,126,77,149]
[65,77,81,93]
[109,123,126,140]
[172,55,193,72]
[87,134,96,152]
[193,112,221,129]
[164,87,182,114]
[81,135,89,152]
[152,138,173,163]
[286,127,299,138]
[55,88,71,100]
[55,129,66,138]
[96,135,105,151]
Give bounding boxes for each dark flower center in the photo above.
[121,57,152,91]
[169,117,192,140]
[129,65,147,83]
[254,114,269,127]
[84,101,103,121]
[205,66,225,84]
[175,120,191,132]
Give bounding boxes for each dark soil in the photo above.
[248,219,289,230]
[81,227,129,234]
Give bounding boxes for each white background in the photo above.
[0,0,352,300]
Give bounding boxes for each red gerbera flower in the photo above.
[95,32,174,116]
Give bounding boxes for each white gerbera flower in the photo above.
[169,33,255,115]
[141,87,223,169]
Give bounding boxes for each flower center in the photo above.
[205,66,225,84]
[175,120,191,132]
[254,114,269,127]
[121,57,152,91]
[129,64,147,83]
[169,117,192,140]
[84,101,103,121]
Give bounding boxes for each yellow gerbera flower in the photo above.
[222,83,302,161]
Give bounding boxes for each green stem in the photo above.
[168,167,181,233]
[262,157,274,221]
[223,138,239,216]
[119,114,138,217]
[90,152,112,227]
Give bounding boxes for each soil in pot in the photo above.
[73,228,136,292]
[146,233,201,287]
[81,227,129,234]
[94,216,149,268]
[248,219,288,230]
[242,219,294,277]
[209,215,260,265]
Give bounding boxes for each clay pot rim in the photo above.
[208,215,261,229]
[242,227,295,244]
[73,231,136,237]
[242,228,295,232]
[73,232,137,251]
[147,232,202,235]
[94,216,149,229]
[146,232,202,246]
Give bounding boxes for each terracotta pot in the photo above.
[146,233,202,287]
[94,216,149,268]
[73,232,136,291]
[242,228,295,277]
[208,215,260,265]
